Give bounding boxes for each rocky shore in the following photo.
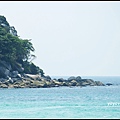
[0,59,105,88]
[0,15,105,88]
[0,74,105,88]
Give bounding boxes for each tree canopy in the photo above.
[0,17,44,76]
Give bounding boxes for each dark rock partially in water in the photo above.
[106,83,113,86]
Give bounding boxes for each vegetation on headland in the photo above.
[0,15,44,77]
[0,15,105,88]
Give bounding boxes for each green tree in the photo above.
[0,21,44,76]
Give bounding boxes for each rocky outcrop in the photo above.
[0,75,105,88]
[0,60,24,79]
[0,60,11,78]
[0,15,105,88]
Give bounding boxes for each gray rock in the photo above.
[106,83,113,86]
[0,78,7,82]
[11,71,18,78]
[0,60,12,78]
[62,82,68,86]
[0,83,8,88]
[58,78,65,82]
[76,76,82,82]
[71,82,77,86]
[8,79,14,84]
[42,75,51,82]
[0,60,11,70]
[85,79,95,85]
[81,82,90,86]
[43,75,51,80]
[0,66,10,78]
[22,74,34,80]
[95,81,105,86]
[68,76,76,81]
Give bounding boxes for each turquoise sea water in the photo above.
[0,76,120,119]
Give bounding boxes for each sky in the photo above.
[0,1,120,76]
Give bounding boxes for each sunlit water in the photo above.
[0,76,120,118]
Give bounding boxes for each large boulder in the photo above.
[24,74,41,81]
[75,76,82,82]
[68,76,76,81]
[81,82,90,86]
[57,78,65,82]
[95,81,105,86]
[0,83,8,88]
[0,66,10,78]
[0,60,11,70]
[10,71,18,78]
[70,80,77,86]
[42,75,51,81]
[0,60,12,78]
[106,83,113,86]
[0,60,24,79]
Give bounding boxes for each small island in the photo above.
[0,15,105,88]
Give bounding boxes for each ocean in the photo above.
[0,76,120,119]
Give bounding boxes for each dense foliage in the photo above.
[0,17,44,76]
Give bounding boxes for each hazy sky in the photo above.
[0,1,120,76]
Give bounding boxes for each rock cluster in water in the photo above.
[0,74,105,88]
[0,59,105,88]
